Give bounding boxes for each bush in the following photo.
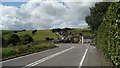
[45,37,54,41]
[14,31,17,33]
[18,46,28,53]
[5,34,20,46]
[20,34,33,44]
[3,39,9,48]
[2,37,5,47]
[10,34,20,46]
[22,29,26,31]
[32,30,37,34]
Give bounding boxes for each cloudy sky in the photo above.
[0,0,103,30]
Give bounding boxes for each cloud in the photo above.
[0,0,96,30]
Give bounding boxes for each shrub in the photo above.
[45,37,54,41]
[32,30,37,34]
[5,34,20,46]
[14,31,17,33]
[2,37,5,47]
[22,29,26,31]
[20,34,33,44]
[3,39,9,48]
[10,34,20,46]
[18,46,28,53]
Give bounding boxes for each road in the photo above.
[2,44,109,68]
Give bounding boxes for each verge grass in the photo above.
[2,42,56,60]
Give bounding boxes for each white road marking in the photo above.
[23,46,74,68]
[78,49,88,68]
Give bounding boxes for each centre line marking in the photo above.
[78,49,88,68]
[23,46,74,68]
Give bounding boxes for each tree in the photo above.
[51,28,61,33]
[9,34,20,46]
[64,28,73,30]
[2,37,5,47]
[14,31,17,33]
[45,37,54,41]
[22,29,26,31]
[86,2,111,31]
[20,34,33,44]
[24,34,33,43]
[32,30,37,34]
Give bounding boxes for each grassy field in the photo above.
[2,30,58,41]
[1,30,14,36]
[1,30,58,60]
[1,29,93,60]
[67,29,93,36]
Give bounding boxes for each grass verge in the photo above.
[2,42,56,61]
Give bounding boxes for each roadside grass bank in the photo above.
[2,42,57,61]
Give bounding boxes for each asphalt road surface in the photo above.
[1,44,110,68]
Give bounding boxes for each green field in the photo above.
[2,29,93,41]
[67,29,93,36]
[2,30,58,41]
[1,30,58,60]
[1,29,93,60]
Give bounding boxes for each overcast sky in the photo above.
[0,0,102,30]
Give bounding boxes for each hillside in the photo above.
[2,30,58,42]
[1,30,58,60]
[67,29,93,37]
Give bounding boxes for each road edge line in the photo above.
[78,49,88,68]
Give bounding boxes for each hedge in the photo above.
[96,2,120,66]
